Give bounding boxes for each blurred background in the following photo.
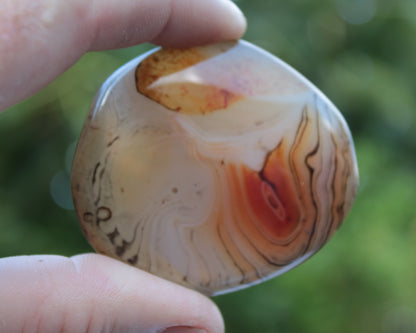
[1,0,416,332]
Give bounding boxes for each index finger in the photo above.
[0,0,246,111]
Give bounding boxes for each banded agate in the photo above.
[71,40,359,295]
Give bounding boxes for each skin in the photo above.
[0,0,246,332]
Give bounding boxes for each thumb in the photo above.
[0,254,224,333]
[0,0,246,111]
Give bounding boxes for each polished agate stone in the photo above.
[71,40,359,295]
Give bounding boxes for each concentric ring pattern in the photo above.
[71,40,359,295]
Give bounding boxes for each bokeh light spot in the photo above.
[335,0,377,25]
[50,170,73,210]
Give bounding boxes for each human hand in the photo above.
[0,254,224,333]
[0,0,246,332]
[0,0,246,112]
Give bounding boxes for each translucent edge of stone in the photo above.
[90,47,161,120]
[212,251,314,296]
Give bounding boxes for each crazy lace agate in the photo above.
[71,40,359,295]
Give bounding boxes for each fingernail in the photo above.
[162,326,207,333]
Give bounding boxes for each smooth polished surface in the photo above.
[71,40,359,295]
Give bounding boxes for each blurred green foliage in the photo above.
[1,0,416,332]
